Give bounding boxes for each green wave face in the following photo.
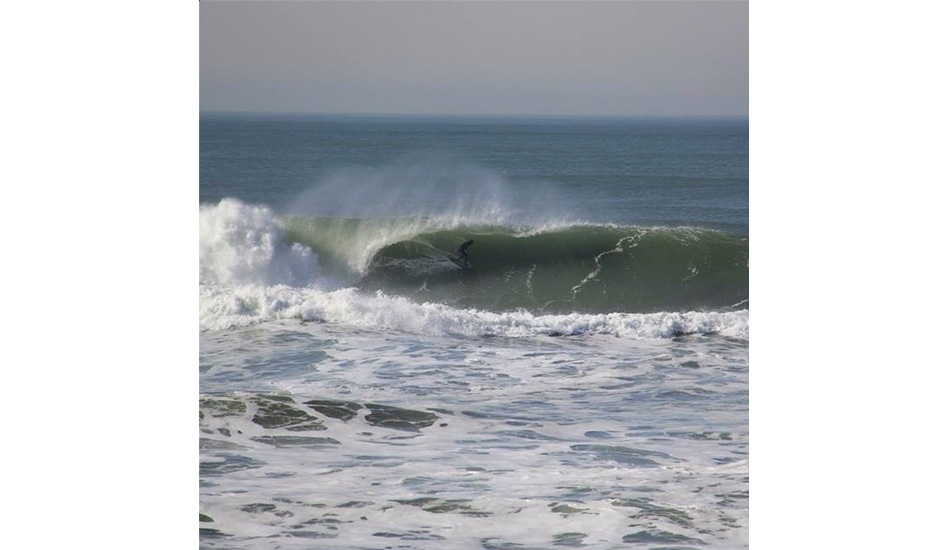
[284,217,748,314]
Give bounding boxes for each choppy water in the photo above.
[200,114,748,548]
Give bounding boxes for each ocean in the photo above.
[199,114,749,549]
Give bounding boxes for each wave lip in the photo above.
[199,284,748,340]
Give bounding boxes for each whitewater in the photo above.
[199,114,749,549]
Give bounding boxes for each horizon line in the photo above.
[199,110,749,121]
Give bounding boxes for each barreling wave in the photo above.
[284,217,748,314]
[199,199,748,338]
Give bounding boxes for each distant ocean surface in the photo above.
[199,114,749,549]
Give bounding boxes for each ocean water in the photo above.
[199,114,749,548]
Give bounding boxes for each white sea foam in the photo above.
[199,283,748,339]
[199,199,318,287]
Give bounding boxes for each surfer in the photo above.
[456,239,474,264]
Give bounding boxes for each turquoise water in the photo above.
[199,114,749,548]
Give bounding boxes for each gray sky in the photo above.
[201,1,748,117]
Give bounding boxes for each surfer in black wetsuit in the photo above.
[456,239,474,264]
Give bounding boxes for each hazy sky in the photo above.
[201,1,748,117]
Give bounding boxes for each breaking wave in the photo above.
[199,198,748,338]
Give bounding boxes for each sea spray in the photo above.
[287,158,577,225]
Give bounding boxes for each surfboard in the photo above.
[447,255,473,269]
